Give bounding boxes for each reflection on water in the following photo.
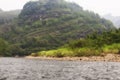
[0,58,120,80]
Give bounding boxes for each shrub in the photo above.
[74,48,101,57]
[31,53,38,57]
[102,43,120,54]
[56,48,74,57]
[35,48,101,57]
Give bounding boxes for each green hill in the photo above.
[0,0,115,56]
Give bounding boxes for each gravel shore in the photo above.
[26,54,120,62]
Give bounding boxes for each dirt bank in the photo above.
[26,54,120,62]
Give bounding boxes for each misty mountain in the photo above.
[0,9,3,12]
[0,9,21,25]
[103,14,120,28]
[0,0,115,55]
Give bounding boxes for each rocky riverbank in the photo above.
[26,54,120,62]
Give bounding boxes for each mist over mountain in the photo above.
[0,9,3,12]
[0,9,21,25]
[103,14,120,28]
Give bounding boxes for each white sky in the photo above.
[0,0,120,16]
[0,0,30,11]
[69,0,120,16]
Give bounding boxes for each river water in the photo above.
[0,58,120,80]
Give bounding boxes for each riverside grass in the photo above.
[102,43,120,54]
[31,43,120,57]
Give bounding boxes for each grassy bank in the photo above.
[32,48,100,57]
[31,43,120,57]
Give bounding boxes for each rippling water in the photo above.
[0,58,120,80]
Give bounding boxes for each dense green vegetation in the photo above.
[0,0,115,56]
[35,29,120,57]
[0,38,9,56]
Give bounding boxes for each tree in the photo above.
[0,38,9,56]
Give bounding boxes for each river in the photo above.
[0,58,120,80]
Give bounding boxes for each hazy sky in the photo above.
[0,0,119,16]
[69,0,120,16]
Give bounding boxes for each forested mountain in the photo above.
[103,14,120,28]
[0,0,115,56]
[0,9,21,25]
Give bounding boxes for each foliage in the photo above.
[0,38,10,56]
[102,43,120,54]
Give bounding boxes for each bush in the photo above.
[34,48,101,57]
[56,48,74,57]
[31,53,38,57]
[36,48,74,57]
[38,50,63,57]
[102,43,120,54]
[74,48,101,57]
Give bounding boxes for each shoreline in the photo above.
[26,54,120,62]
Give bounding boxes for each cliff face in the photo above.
[19,0,82,23]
